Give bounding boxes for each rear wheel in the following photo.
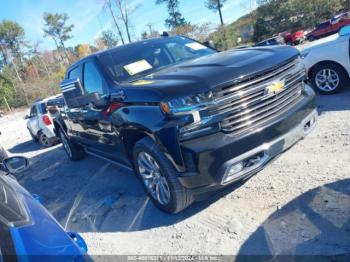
[310,63,347,95]
[38,132,53,147]
[59,130,85,161]
[133,137,193,213]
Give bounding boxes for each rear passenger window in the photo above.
[30,106,37,117]
[68,66,80,80]
[83,62,104,94]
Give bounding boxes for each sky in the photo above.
[0,0,255,51]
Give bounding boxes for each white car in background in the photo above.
[26,95,62,147]
[301,25,350,94]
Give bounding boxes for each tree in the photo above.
[94,37,107,51]
[101,30,119,48]
[0,20,27,64]
[0,20,29,105]
[75,44,91,58]
[171,22,213,42]
[42,12,74,64]
[102,0,125,45]
[156,0,187,28]
[114,0,140,43]
[205,0,226,26]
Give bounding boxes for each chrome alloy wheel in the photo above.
[137,152,171,205]
[39,133,50,147]
[315,69,340,92]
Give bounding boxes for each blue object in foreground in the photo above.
[0,157,89,262]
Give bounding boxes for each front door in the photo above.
[77,59,129,166]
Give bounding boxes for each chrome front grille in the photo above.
[212,58,305,134]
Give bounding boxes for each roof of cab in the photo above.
[67,35,179,72]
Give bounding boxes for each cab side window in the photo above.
[68,66,80,80]
[83,62,104,94]
[30,105,37,118]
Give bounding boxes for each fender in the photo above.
[53,115,69,137]
[113,104,187,173]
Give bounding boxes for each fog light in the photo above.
[227,162,244,177]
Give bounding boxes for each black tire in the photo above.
[133,137,193,214]
[0,146,8,163]
[310,63,348,95]
[38,131,54,147]
[307,35,315,42]
[59,129,85,161]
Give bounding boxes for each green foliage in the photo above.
[43,12,74,63]
[0,20,27,64]
[101,30,119,48]
[156,0,187,28]
[43,13,74,43]
[253,0,345,41]
[205,0,226,10]
[210,0,348,49]
[205,0,226,25]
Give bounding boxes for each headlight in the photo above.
[161,91,214,114]
[160,91,218,140]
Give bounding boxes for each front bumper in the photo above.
[178,86,317,197]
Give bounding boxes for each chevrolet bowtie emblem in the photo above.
[266,80,285,95]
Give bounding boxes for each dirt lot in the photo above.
[0,91,350,257]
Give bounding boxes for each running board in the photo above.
[85,149,133,172]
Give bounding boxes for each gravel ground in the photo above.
[0,91,350,257]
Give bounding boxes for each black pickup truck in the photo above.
[54,35,317,213]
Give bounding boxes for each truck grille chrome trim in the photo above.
[212,58,305,135]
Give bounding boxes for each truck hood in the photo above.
[117,46,299,102]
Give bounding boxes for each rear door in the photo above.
[27,105,39,135]
[64,65,84,140]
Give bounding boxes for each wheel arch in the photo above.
[308,60,350,80]
[121,128,186,173]
[53,119,68,137]
[122,129,148,162]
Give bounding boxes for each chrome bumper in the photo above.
[221,109,318,184]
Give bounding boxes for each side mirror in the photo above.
[202,40,216,49]
[2,157,29,174]
[24,115,31,120]
[60,78,85,108]
[339,25,350,36]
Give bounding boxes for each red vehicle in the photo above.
[307,12,350,41]
[281,30,305,45]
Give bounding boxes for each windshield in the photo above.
[98,36,216,83]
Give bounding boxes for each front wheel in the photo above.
[59,130,85,161]
[310,63,347,95]
[133,137,193,213]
